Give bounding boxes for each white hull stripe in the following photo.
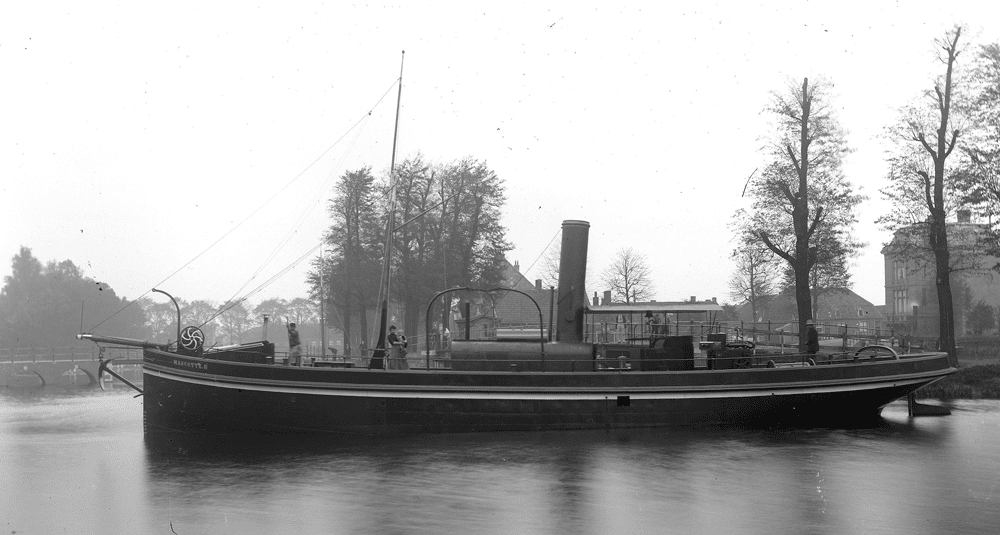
[143,367,942,401]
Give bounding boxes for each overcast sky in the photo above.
[2,2,998,325]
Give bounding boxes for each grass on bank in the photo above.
[917,364,1000,400]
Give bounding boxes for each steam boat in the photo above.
[79,220,956,435]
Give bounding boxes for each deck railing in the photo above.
[583,320,921,353]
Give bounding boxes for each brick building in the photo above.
[882,211,1000,338]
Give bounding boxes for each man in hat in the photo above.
[805,320,819,355]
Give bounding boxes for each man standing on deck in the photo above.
[286,320,302,366]
[805,320,819,355]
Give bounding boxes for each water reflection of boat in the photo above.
[79,219,955,435]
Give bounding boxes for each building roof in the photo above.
[492,259,554,326]
[736,287,883,324]
[588,302,724,314]
[881,220,991,256]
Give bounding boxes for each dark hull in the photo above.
[142,349,955,435]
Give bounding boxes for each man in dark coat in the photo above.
[805,320,819,355]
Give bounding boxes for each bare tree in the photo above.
[535,240,594,292]
[601,247,654,303]
[728,242,779,323]
[880,26,966,362]
[538,243,562,290]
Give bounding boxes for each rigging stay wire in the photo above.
[198,240,324,327]
[214,114,373,312]
[88,78,402,333]
[522,227,562,280]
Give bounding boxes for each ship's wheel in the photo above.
[180,326,205,353]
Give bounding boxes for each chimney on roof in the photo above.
[958,210,972,224]
[535,279,542,291]
[593,292,599,306]
[514,260,520,272]
[690,296,696,303]
[603,290,611,305]
[712,297,717,303]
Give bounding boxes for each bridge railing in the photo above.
[1,346,142,363]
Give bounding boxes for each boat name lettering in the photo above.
[172,359,207,370]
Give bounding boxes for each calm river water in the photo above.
[2,387,999,535]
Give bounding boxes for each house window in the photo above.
[893,260,906,283]
[894,289,908,315]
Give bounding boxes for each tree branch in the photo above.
[916,133,938,162]
[757,232,794,264]
[917,170,934,211]
[775,180,797,205]
[806,206,824,238]
[944,129,960,159]
[785,144,802,177]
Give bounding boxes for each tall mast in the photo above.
[372,51,405,368]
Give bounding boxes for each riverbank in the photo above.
[917,364,1000,399]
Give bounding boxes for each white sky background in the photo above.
[2,1,998,323]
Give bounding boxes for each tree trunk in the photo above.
[931,203,956,363]
[794,78,814,351]
[341,304,353,356]
[933,236,955,359]
[926,27,961,367]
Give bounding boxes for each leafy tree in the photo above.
[960,42,1000,258]
[389,154,439,341]
[601,247,654,303]
[217,301,252,345]
[144,297,182,343]
[311,157,512,351]
[748,77,859,350]
[254,298,289,321]
[316,167,382,355]
[434,158,511,287]
[967,301,996,335]
[880,26,967,362]
[286,297,317,325]
[778,223,862,318]
[719,303,741,322]
[388,156,511,341]
[0,247,146,348]
[184,299,220,346]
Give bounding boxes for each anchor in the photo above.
[77,333,168,397]
[96,345,143,397]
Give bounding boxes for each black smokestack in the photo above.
[556,220,589,342]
